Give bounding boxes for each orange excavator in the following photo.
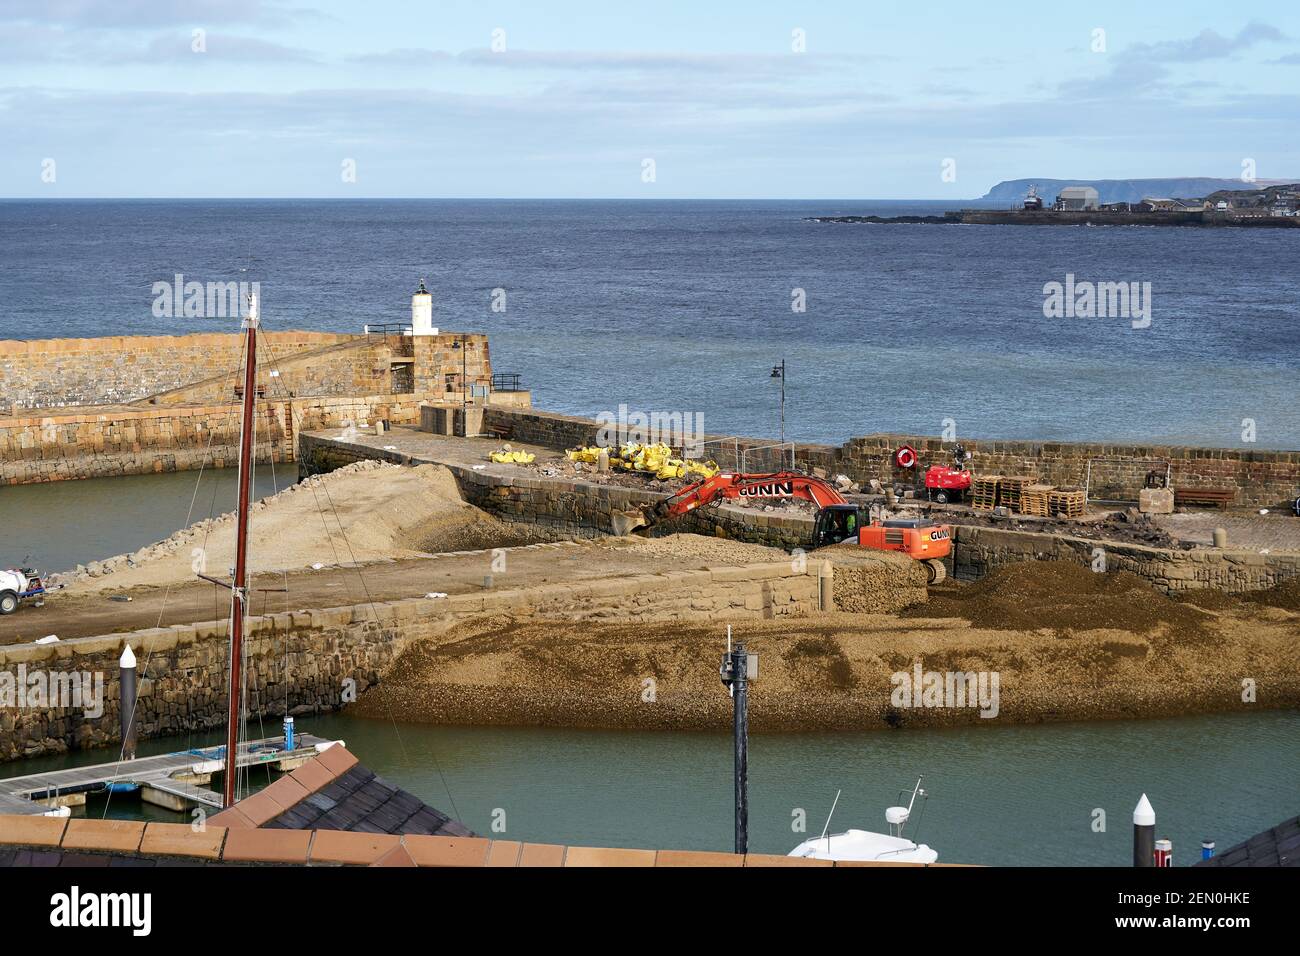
[647,471,953,583]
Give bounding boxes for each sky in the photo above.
[2,0,1298,198]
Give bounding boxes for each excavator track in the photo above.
[924,559,948,585]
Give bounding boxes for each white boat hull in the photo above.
[789,829,938,864]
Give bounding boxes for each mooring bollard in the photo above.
[1133,793,1155,867]
[1213,527,1228,548]
[119,644,138,761]
[819,559,834,611]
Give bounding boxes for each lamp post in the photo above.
[770,360,786,444]
[719,638,756,855]
[452,336,468,436]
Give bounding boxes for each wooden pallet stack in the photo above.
[1049,488,1087,519]
[1019,484,1055,517]
[998,475,1038,512]
[971,476,1001,511]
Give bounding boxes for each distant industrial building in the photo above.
[1056,186,1100,210]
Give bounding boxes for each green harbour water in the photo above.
[8,710,1297,867]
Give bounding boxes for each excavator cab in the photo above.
[812,504,866,548]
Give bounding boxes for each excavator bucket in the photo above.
[610,509,649,536]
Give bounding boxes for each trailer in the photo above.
[0,567,48,615]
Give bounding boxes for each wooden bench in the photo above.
[1174,488,1236,509]
[484,421,512,439]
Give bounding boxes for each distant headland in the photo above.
[982,177,1299,206]
[809,179,1300,228]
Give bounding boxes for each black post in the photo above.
[1133,793,1155,868]
[732,644,749,855]
[119,644,138,761]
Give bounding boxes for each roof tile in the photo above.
[208,805,257,830]
[313,744,360,777]
[403,835,490,867]
[486,840,522,867]
[372,843,418,867]
[140,823,226,860]
[565,846,656,868]
[655,849,744,867]
[222,827,312,864]
[0,813,68,848]
[63,819,146,854]
[519,842,567,867]
[287,757,336,795]
[309,829,401,865]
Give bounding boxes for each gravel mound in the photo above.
[905,560,1213,634]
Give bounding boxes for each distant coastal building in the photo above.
[1138,197,1179,212]
[1056,186,1100,211]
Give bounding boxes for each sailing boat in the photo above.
[217,293,261,807]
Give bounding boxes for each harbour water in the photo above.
[7,710,1297,867]
[0,465,293,575]
[4,199,1298,449]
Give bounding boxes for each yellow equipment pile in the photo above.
[566,442,719,481]
[488,449,536,464]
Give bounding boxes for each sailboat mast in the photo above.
[224,293,259,808]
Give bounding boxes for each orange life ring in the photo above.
[895,445,917,469]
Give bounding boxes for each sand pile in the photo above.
[610,533,787,564]
[905,561,1213,634]
[350,609,1300,732]
[826,545,927,613]
[67,461,547,593]
[1246,576,1300,612]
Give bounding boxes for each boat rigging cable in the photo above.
[257,334,464,825]
[99,350,245,819]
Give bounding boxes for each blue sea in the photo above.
[2,199,1296,448]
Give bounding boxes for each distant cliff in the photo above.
[983,178,1296,204]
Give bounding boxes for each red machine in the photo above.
[897,443,973,504]
[652,471,952,583]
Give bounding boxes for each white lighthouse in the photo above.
[411,279,437,336]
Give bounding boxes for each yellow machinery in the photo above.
[565,443,718,481]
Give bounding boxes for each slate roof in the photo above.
[208,743,471,838]
[1195,815,1299,868]
[263,764,472,837]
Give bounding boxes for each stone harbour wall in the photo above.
[298,433,814,550]
[0,331,353,410]
[299,431,1299,596]
[0,561,818,761]
[482,407,1300,509]
[952,525,1300,594]
[1,393,437,485]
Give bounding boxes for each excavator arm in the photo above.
[655,471,848,520]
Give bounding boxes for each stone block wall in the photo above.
[146,338,398,406]
[298,433,815,550]
[482,407,1300,509]
[0,331,354,410]
[951,525,1299,594]
[299,430,1300,597]
[0,560,818,761]
[413,335,491,397]
[1,393,437,485]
